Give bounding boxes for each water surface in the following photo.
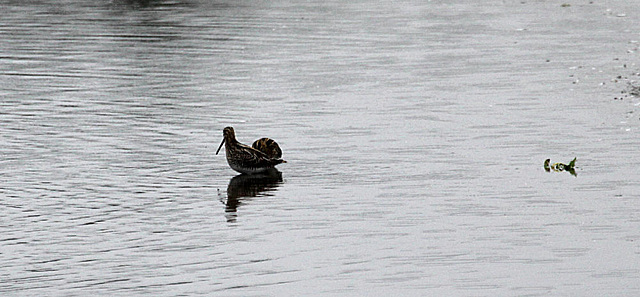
[1,0,639,296]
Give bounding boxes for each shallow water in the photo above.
[1,0,639,296]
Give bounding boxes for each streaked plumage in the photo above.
[252,138,282,159]
[216,127,286,174]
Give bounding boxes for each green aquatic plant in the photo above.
[567,157,576,168]
[544,157,577,176]
[544,159,551,171]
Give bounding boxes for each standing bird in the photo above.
[216,127,286,174]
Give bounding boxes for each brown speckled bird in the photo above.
[216,127,286,174]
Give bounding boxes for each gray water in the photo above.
[1,0,639,296]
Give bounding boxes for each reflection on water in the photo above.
[222,169,283,222]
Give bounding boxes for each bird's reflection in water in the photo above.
[222,169,283,223]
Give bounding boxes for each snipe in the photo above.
[216,127,286,174]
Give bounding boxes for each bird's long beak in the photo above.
[216,138,225,155]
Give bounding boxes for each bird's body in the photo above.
[216,127,286,174]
